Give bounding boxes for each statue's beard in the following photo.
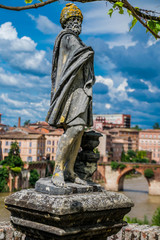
[66,24,81,35]
[71,26,81,35]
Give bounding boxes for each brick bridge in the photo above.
[94,162,160,195]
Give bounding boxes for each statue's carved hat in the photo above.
[60,3,83,28]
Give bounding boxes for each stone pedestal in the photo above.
[5,178,134,240]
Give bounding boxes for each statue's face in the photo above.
[64,17,82,35]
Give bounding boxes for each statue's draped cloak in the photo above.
[46,29,95,128]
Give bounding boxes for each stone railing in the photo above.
[0,222,160,240]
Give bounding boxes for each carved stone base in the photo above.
[35,177,102,195]
[5,185,134,240]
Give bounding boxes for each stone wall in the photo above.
[0,222,160,240]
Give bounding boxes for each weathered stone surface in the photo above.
[5,189,133,240]
[35,177,102,195]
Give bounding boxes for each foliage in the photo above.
[0,167,9,192]
[144,169,154,179]
[124,215,150,225]
[11,167,22,173]
[125,207,160,226]
[111,161,126,170]
[131,125,142,131]
[93,148,99,154]
[111,161,119,170]
[152,208,160,226]
[29,169,39,187]
[121,150,149,163]
[2,142,23,168]
[153,122,160,129]
[151,160,157,164]
[24,119,31,126]
[119,164,126,170]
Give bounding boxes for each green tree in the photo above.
[24,120,31,126]
[0,167,9,192]
[121,150,126,162]
[152,208,160,226]
[1,1,160,39]
[3,142,23,168]
[153,122,160,129]
[144,169,154,179]
[29,169,39,187]
[131,125,142,131]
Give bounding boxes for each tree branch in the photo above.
[122,0,160,39]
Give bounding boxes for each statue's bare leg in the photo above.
[52,125,84,186]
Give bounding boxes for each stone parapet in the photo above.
[0,223,160,240]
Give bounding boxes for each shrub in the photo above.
[151,160,157,164]
[119,164,126,170]
[124,215,150,225]
[29,169,39,187]
[152,207,160,226]
[11,167,22,173]
[144,168,154,178]
[0,167,9,192]
[111,161,119,170]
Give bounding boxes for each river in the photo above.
[0,176,160,222]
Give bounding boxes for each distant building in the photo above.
[95,128,139,162]
[93,114,131,130]
[139,129,160,163]
[0,130,45,162]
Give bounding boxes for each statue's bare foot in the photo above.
[51,170,66,187]
[64,170,87,185]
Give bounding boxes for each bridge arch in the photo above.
[117,167,149,191]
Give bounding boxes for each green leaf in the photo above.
[129,17,137,31]
[25,0,33,3]
[107,8,114,17]
[119,8,124,14]
[39,0,43,2]
[127,9,132,17]
[115,1,124,8]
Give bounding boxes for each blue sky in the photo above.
[0,0,160,128]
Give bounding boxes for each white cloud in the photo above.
[105,103,111,109]
[82,3,131,34]
[147,36,159,47]
[140,79,160,93]
[106,35,137,49]
[0,22,51,75]
[28,14,61,34]
[95,75,136,104]
[0,22,17,40]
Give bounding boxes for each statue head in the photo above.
[60,3,83,35]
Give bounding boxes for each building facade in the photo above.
[0,131,45,162]
[139,129,160,163]
[93,114,131,130]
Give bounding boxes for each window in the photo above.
[47,140,51,145]
[52,141,55,146]
[52,148,54,153]
[37,156,40,161]
[19,149,21,153]
[47,147,51,152]
[29,142,32,147]
[3,148,8,153]
[29,149,32,154]
[149,135,152,138]
[38,149,40,154]
[158,135,160,139]
[145,135,148,138]
[141,135,144,138]
[154,135,156,138]
[52,156,54,160]
[5,141,9,146]
[19,142,21,147]
[27,156,32,162]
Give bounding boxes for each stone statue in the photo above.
[46,3,95,186]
